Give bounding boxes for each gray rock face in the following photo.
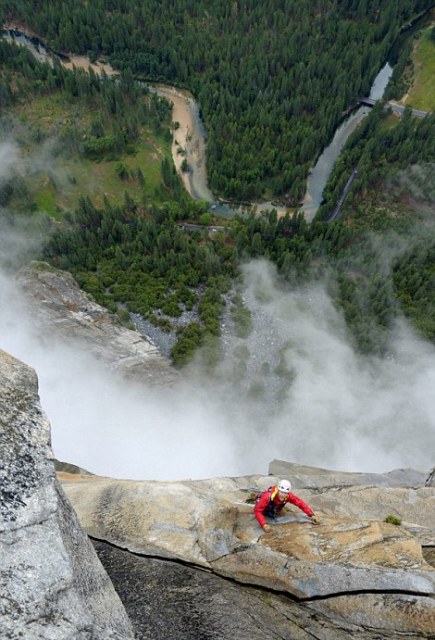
[94,539,430,640]
[3,341,434,639]
[269,458,431,488]
[0,349,134,640]
[17,261,178,386]
[60,470,435,637]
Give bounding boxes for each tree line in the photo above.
[43,196,237,365]
[0,37,178,211]
[42,184,435,364]
[0,38,171,156]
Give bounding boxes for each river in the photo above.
[2,28,392,221]
[146,64,393,221]
[301,63,393,220]
[152,62,393,221]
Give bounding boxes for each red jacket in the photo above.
[254,485,314,528]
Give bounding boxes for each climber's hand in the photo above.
[311,515,320,525]
[263,524,272,533]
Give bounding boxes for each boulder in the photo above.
[17,261,177,385]
[0,349,134,639]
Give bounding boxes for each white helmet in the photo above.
[278,479,291,493]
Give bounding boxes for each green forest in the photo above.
[1,0,433,201]
[0,2,434,366]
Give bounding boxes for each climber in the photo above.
[254,479,319,532]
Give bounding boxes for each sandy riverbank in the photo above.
[62,61,197,197]
[4,22,119,77]
[3,25,290,215]
[151,86,198,197]
[151,85,213,202]
[62,54,118,77]
[151,86,290,214]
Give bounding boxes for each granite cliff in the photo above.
[0,348,134,639]
[17,261,177,386]
[2,345,434,638]
[59,463,435,638]
[2,260,435,639]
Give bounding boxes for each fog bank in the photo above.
[1,255,434,480]
[0,143,434,480]
[218,261,435,476]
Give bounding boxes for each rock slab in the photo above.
[60,471,435,637]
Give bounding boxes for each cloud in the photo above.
[0,141,21,184]
[1,136,434,480]
[208,260,435,476]
[2,246,435,482]
[0,254,242,480]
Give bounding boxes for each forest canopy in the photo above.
[0,2,434,366]
[1,0,433,201]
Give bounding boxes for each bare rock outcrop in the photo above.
[59,469,435,637]
[17,261,177,386]
[269,458,429,488]
[427,467,435,487]
[2,342,434,639]
[269,459,435,548]
[0,349,134,640]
